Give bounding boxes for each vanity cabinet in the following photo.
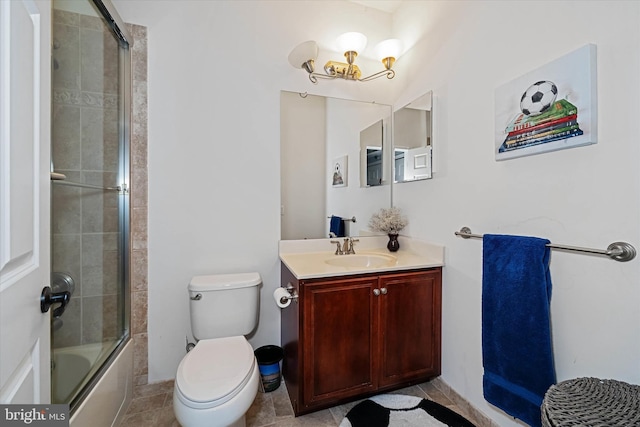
[280,265,442,416]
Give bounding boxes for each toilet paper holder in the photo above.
[279,283,299,304]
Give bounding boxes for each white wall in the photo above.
[113,1,640,425]
[391,2,640,426]
[111,0,399,383]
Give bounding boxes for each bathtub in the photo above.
[52,343,104,403]
[53,341,132,427]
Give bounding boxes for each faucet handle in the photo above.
[330,240,343,255]
[348,238,359,254]
[342,238,350,254]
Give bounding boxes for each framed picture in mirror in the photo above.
[332,155,348,187]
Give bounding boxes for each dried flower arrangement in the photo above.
[368,207,408,235]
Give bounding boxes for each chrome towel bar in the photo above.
[51,172,122,192]
[327,216,356,223]
[455,227,636,262]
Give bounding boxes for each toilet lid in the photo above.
[176,336,255,405]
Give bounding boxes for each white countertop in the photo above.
[279,236,444,279]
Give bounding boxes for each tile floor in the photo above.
[117,378,495,427]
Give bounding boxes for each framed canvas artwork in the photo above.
[494,44,597,161]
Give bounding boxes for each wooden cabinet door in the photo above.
[378,270,442,388]
[301,276,379,409]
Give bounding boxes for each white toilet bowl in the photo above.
[173,336,260,427]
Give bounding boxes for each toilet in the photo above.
[173,272,262,427]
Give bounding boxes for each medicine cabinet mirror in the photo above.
[280,91,392,240]
[394,91,433,183]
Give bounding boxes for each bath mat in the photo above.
[339,394,476,427]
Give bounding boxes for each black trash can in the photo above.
[254,345,284,392]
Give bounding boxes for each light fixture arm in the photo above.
[305,67,395,84]
[358,55,396,81]
[307,70,339,84]
[358,68,396,82]
[296,56,339,83]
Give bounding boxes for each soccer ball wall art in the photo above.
[494,44,597,161]
[520,80,558,116]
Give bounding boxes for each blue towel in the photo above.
[330,215,345,237]
[482,234,556,427]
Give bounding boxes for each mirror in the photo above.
[281,91,392,240]
[360,120,391,187]
[394,91,433,183]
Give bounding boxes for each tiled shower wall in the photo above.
[128,24,149,387]
[51,9,122,348]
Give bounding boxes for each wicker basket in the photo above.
[541,377,640,426]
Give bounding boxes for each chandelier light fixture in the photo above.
[288,32,402,84]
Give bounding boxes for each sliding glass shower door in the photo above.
[50,0,130,409]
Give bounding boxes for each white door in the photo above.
[0,0,52,404]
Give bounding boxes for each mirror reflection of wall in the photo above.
[394,91,433,183]
[280,91,392,240]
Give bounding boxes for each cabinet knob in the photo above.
[373,288,380,296]
[380,287,387,295]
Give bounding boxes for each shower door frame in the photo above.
[51,0,133,413]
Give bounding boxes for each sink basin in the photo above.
[325,253,397,268]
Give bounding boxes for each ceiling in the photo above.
[348,0,404,14]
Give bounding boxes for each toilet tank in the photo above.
[188,272,261,340]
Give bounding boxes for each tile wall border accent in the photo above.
[128,23,149,386]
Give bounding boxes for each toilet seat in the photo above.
[175,336,256,410]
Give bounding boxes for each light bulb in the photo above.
[374,39,403,62]
[288,41,319,69]
[336,32,367,54]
